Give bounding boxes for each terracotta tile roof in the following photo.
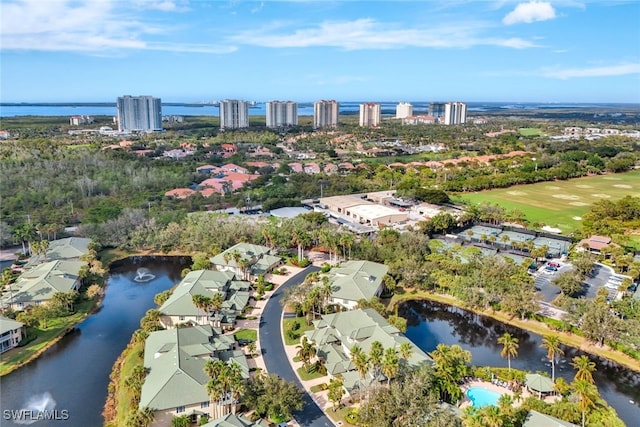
[165,188,196,198]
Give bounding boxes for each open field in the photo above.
[455,171,640,233]
[519,127,545,136]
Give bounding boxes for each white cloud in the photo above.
[0,0,228,54]
[132,0,190,12]
[503,1,556,25]
[542,63,640,79]
[228,18,539,50]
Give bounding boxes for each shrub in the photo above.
[345,409,359,424]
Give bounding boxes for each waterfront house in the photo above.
[139,325,248,426]
[326,260,389,310]
[0,316,26,353]
[158,270,251,329]
[304,309,431,396]
[25,237,92,268]
[210,243,281,281]
[1,260,85,311]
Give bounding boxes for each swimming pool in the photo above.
[466,387,501,407]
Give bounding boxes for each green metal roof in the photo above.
[305,309,432,382]
[7,260,85,304]
[140,325,245,410]
[159,270,235,316]
[24,237,92,268]
[0,316,24,335]
[210,243,280,276]
[327,260,388,303]
[523,410,577,427]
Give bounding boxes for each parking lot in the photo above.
[533,260,572,303]
[533,260,621,302]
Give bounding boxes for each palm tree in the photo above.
[192,294,206,319]
[497,332,519,371]
[573,379,598,427]
[381,347,399,386]
[399,342,413,363]
[541,335,564,382]
[319,276,332,314]
[39,239,50,261]
[350,345,369,400]
[296,336,316,373]
[500,234,510,249]
[339,233,355,260]
[479,405,504,427]
[210,292,224,315]
[137,407,154,427]
[571,355,596,384]
[226,362,246,414]
[368,341,384,381]
[238,258,251,280]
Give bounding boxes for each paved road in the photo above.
[259,266,334,427]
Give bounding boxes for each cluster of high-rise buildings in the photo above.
[396,101,468,125]
[115,96,467,132]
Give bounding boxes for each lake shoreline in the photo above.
[390,290,640,374]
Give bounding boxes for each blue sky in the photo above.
[1,0,639,103]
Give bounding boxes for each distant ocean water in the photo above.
[1,101,636,117]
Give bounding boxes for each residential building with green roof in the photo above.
[210,243,281,280]
[523,410,577,427]
[0,316,26,353]
[139,325,248,425]
[304,308,432,395]
[1,260,85,311]
[24,237,92,268]
[326,260,388,309]
[158,270,251,330]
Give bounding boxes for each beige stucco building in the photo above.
[319,194,408,227]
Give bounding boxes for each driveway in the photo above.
[259,265,334,427]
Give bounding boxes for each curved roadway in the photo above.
[259,266,335,427]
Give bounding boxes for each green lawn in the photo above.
[112,339,145,427]
[0,299,95,376]
[234,328,257,342]
[519,127,544,136]
[297,365,326,381]
[282,316,315,345]
[455,171,640,233]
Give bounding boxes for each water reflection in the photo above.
[400,300,640,426]
[0,256,189,426]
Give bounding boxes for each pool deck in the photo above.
[459,380,558,409]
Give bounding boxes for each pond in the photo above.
[400,300,640,426]
[0,256,189,426]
